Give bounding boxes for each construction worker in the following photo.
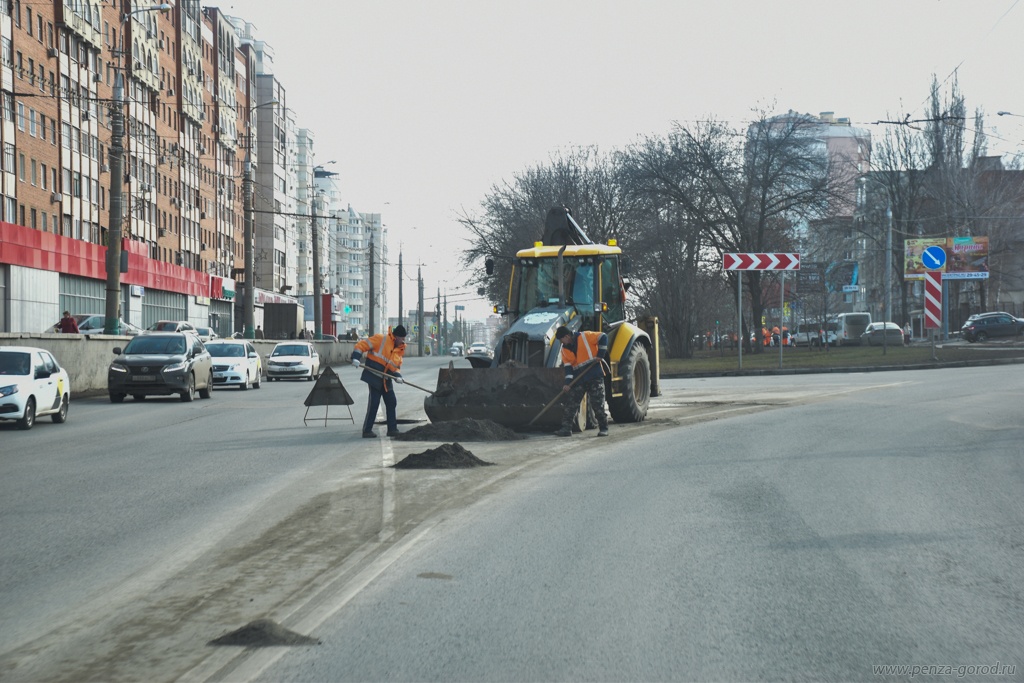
[553,325,609,438]
[351,325,407,438]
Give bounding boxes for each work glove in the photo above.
[394,376,405,384]
[351,359,360,368]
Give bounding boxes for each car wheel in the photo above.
[110,392,125,403]
[199,371,213,399]
[180,373,196,402]
[253,371,262,389]
[52,394,69,423]
[240,369,249,390]
[976,331,988,342]
[17,397,36,430]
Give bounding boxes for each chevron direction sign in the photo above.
[722,253,800,271]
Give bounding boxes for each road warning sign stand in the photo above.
[723,252,800,370]
[303,366,355,427]
[924,271,942,361]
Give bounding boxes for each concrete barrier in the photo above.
[0,333,358,395]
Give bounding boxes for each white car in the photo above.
[468,342,493,358]
[266,341,320,381]
[195,326,220,343]
[0,346,71,430]
[206,339,262,390]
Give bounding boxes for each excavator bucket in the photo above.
[423,364,569,430]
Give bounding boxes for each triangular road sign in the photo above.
[304,366,354,406]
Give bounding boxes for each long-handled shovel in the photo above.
[527,358,611,427]
[356,363,435,396]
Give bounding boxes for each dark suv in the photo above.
[960,312,1024,343]
[108,332,214,402]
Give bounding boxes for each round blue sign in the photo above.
[922,245,947,270]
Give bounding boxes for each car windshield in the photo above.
[0,351,31,376]
[207,344,244,357]
[124,336,187,354]
[273,345,309,357]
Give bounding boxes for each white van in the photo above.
[792,321,838,347]
[836,312,872,346]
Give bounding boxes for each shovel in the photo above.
[355,363,435,396]
[527,358,610,427]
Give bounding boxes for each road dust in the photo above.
[394,417,526,442]
[393,443,494,469]
[208,619,321,647]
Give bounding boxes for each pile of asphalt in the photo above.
[393,443,494,469]
[394,418,526,442]
[208,619,320,647]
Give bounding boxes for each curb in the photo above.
[662,355,1024,379]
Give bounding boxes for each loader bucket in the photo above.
[424,365,569,430]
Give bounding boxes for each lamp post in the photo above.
[311,161,336,340]
[104,3,172,335]
[242,99,279,339]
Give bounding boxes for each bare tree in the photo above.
[457,146,627,309]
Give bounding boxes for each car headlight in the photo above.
[109,363,128,374]
[163,361,187,373]
[0,384,18,397]
[226,362,243,372]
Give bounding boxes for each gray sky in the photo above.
[225,0,1024,320]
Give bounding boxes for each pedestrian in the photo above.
[351,325,407,438]
[255,325,264,339]
[57,311,79,333]
[553,325,609,438]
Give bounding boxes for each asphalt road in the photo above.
[1,361,1022,681]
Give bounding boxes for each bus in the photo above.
[836,312,872,345]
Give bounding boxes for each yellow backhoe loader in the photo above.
[424,207,661,430]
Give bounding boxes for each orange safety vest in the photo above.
[560,330,607,385]
[355,333,405,388]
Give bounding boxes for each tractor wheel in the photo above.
[608,343,651,423]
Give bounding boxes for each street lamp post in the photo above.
[242,99,278,339]
[311,162,336,340]
[103,3,172,335]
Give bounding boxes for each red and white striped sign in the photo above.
[722,253,800,271]
[924,271,942,329]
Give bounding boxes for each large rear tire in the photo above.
[608,343,651,423]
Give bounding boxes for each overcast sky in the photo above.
[224,0,1024,320]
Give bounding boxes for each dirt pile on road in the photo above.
[394,418,526,442]
[393,443,494,469]
[208,619,320,647]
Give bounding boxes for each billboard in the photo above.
[904,237,989,280]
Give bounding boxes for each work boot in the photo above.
[598,426,609,437]
[554,428,572,437]
[362,431,377,438]
[387,430,401,437]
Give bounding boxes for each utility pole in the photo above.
[103,72,126,334]
[242,149,255,338]
[417,265,424,357]
[311,189,322,340]
[436,287,441,353]
[368,236,376,335]
[398,250,403,329]
[443,291,448,352]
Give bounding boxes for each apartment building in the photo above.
[0,2,389,337]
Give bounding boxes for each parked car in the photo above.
[107,332,214,402]
[0,347,71,429]
[960,312,1024,343]
[266,341,320,381]
[144,320,197,334]
[206,339,262,390]
[46,314,141,336]
[449,342,465,356]
[861,322,905,346]
[194,326,219,343]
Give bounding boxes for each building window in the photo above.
[16,103,24,130]
[18,154,25,181]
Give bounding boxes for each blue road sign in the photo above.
[922,245,947,270]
